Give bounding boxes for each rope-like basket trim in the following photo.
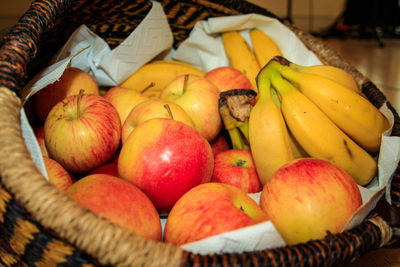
[182,217,392,266]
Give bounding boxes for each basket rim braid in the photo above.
[0,0,399,266]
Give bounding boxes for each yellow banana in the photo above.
[120,60,205,99]
[288,61,361,94]
[249,66,294,185]
[250,28,282,67]
[270,84,309,159]
[221,31,260,91]
[267,66,377,186]
[269,57,390,153]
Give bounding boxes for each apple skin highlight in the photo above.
[118,118,214,213]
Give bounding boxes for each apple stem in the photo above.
[183,74,189,94]
[141,82,155,94]
[236,159,247,167]
[164,104,174,120]
[77,89,85,118]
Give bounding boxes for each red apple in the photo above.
[211,149,262,193]
[118,118,214,213]
[33,125,48,157]
[209,130,230,157]
[102,86,149,125]
[89,161,119,177]
[205,66,254,92]
[66,174,162,241]
[260,158,362,245]
[164,182,269,245]
[121,99,195,144]
[160,74,221,141]
[44,92,121,173]
[43,156,75,191]
[32,67,99,121]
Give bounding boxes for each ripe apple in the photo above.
[205,66,254,92]
[102,86,149,125]
[66,174,162,241]
[164,182,269,246]
[260,158,362,245]
[44,92,121,173]
[121,99,195,144]
[211,149,262,193]
[118,118,214,213]
[43,156,75,191]
[89,161,119,177]
[32,67,99,121]
[209,130,230,157]
[160,74,221,141]
[33,125,48,157]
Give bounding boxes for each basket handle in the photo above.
[0,0,74,96]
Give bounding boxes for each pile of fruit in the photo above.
[27,28,389,247]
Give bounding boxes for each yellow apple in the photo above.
[160,74,221,141]
[121,99,195,144]
[102,86,149,125]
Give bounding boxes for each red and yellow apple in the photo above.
[121,99,195,144]
[164,182,269,245]
[205,66,254,92]
[211,149,262,193]
[260,158,362,245]
[44,92,121,173]
[209,130,230,157]
[43,156,75,191]
[118,118,214,213]
[89,161,119,177]
[66,174,162,241]
[32,67,99,121]
[160,74,221,141]
[33,125,48,157]
[102,86,149,125]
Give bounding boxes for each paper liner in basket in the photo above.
[19,6,400,255]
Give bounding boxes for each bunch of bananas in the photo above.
[221,29,389,186]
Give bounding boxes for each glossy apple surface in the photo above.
[211,149,262,193]
[205,66,254,92]
[260,158,362,245]
[121,99,195,144]
[118,118,214,213]
[164,182,269,245]
[43,156,75,191]
[32,67,99,121]
[44,93,121,173]
[160,74,221,141]
[102,86,149,125]
[66,174,162,240]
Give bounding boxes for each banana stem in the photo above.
[268,68,296,96]
[228,128,247,150]
[238,120,249,142]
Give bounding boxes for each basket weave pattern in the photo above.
[0,0,398,266]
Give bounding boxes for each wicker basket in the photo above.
[0,0,399,266]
